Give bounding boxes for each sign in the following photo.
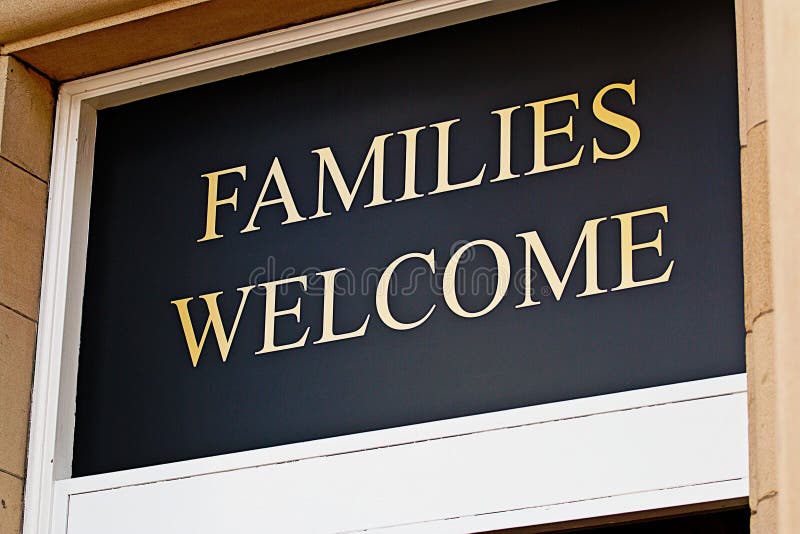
[73,0,743,476]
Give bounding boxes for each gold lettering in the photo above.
[516,217,607,308]
[171,285,255,367]
[197,166,246,242]
[592,80,641,162]
[256,275,310,354]
[489,105,522,182]
[241,157,306,234]
[611,205,675,291]
[376,250,437,330]
[428,119,486,195]
[314,268,371,344]
[309,133,394,219]
[526,93,584,175]
[443,240,510,318]
[395,126,426,202]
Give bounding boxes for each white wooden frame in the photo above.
[24,0,749,532]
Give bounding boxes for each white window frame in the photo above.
[24,0,749,532]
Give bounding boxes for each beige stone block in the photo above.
[740,0,767,138]
[751,490,778,534]
[0,158,47,320]
[9,0,391,81]
[0,471,23,534]
[746,312,777,507]
[0,304,36,478]
[763,0,800,531]
[0,55,54,180]
[741,122,772,332]
[0,0,174,44]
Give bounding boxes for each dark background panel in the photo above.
[73,0,744,476]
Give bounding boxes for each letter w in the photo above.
[171,285,255,367]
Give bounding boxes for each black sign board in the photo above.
[74,0,743,476]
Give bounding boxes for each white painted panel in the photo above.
[64,388,748,534]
